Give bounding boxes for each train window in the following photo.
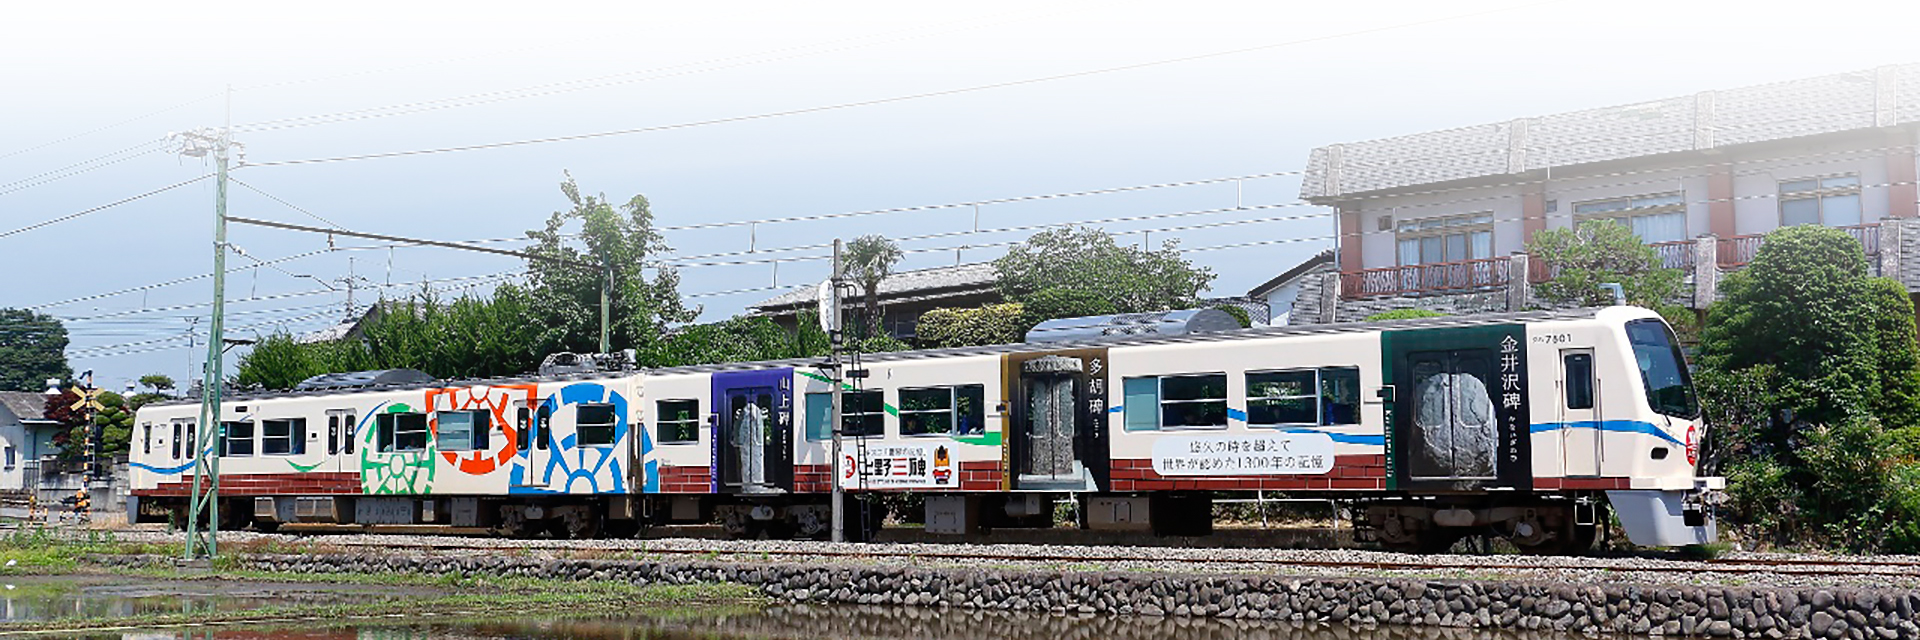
[898,385,987,436]
[1248,370,1317,426]
[1321,368,1361,425]
[184,422,197,460]
[657,399,701,444]
[842,390,885,437]
[344,413,357,455]
[1160,374,1229,429]
[515,407,531,451]
[327,415,340,455]
[222,421,255,457]
[142,423,152,456]
[1564,353,1594,410]
[804,393,833,441]
[172,421,184,459]
[576,404,618,447]
[377,413,429,452]
[436,410,490,451]
[261,419,307,456]
[536,405,552,450]
[1626,319,1699,419]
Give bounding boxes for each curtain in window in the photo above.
[1631,213,1687,244]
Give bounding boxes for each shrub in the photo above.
[1365,308,1447,321]
[915,303,1029,348]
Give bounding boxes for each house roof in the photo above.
[750,263,1000,313]
[1301,63,1920,200]
[1247,249,1335,299]
[0,391,51,424]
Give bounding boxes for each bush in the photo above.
[1212,305,1253,328]
[1020,287,1116,327]
[915,303,1029,348]
[1365,308,1447,321]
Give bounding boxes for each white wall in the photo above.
[1341,133,1906,270]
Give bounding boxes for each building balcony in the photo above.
[1339,224,1885,302]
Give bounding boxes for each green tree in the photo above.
[523,174,696,356]
[993,226,1216,314]
[1526,219,1684,308]
[1700,225,1900,425]
[138,374,176,396]
[1019,287,1116,328]
[844,234,903,340]
[1698,225,1920,551]
[0,308,72,392]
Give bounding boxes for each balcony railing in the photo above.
[1717,223,1879,268]
[1340,256,1511,299]
[1524,239,1694,285]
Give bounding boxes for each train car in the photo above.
[128,305,1721,553]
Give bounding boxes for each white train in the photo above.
[129,305,1722,553]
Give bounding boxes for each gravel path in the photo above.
[86,528,1920,592]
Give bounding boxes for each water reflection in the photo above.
[44,604,1592,640]
[0,576,417,623]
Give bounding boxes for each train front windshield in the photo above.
[1626,319,1699,419]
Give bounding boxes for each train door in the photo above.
[1383,323,1531,490]
[1405,349,1499,481]
[1559,349,1601,476]
[512,399,549,488]
[711,369,794,494]
[1005,350,1107,492]
[325,409,356,473]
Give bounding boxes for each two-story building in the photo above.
[1291,64,1920,323]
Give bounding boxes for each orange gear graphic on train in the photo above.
[426,384,538,476]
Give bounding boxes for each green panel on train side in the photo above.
[1379,323,1532,491]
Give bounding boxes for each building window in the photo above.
[1396,213,1493,266]
[222,421,255,457]
[376,413,429,452]
[1246,367,1361,427]
[656,399,701,444]
[434,411,489,452]
[1573,192,1687,243]
[5,446,15,469]
[843,389,885,437]
[261,418,307,456]
[1122,373,1229,430]
[576,403,618,447]
[899,385,986,436]
[1780,175,1862,227]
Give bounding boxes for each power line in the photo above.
[230,5,1085,134]
[241,1,1560,168]
[0,139,170,197]
[0,94,219,161]
[0,174,212,240]
[26,248,333,310]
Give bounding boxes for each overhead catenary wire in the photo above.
[0,138,171,198]
[0,174,212,240]
[239,1,1561,169]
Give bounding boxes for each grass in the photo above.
[0,569,756,635]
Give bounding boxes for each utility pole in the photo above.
[174,93,242,560]
[828,239,846,543]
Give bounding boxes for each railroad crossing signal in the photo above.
[70,386,104,413]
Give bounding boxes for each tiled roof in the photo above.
[1246,249,1335,299]
[0,391,49,423]
[751,263,1000,312]
[1303,64,1920,199]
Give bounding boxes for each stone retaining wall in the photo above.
[96,553,1920,639]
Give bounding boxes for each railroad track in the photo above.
[257,534,1920,579]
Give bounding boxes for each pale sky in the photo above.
[3,0,1917,391]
